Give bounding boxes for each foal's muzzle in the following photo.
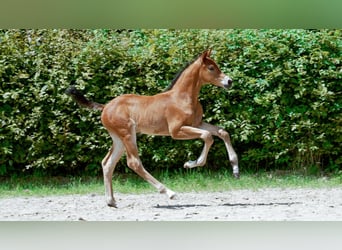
[221,76,233,89]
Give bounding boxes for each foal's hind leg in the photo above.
[102,134,125,207]
[122,127,176,199]
[200,122,239,178]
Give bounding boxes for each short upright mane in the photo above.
[164,54,201,91]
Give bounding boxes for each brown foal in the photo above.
[67,50,239,207]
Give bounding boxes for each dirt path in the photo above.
[1,187,342,221]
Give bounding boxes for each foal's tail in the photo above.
[65,85,104,111]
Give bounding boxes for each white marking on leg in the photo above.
[233,165,239,174]
[166,189,177,199]
[157,184,176,199]
[184,160,197,168]
[217,127,239,176]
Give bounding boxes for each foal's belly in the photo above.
[135,117,171,136]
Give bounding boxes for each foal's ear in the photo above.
[200,49,212,61]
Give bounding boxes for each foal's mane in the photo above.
[164,53,201,91]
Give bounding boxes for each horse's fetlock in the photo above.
[158,185,167,194]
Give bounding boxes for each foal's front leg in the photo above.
[170,126,214,169]
[200,122,239,178]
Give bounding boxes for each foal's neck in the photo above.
[169,64,202,102]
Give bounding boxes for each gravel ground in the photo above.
[1,187,342,221]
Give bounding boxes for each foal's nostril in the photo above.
[222,76,233,88]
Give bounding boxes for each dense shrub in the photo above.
[0,29,341,176]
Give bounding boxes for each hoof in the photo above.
[160,187,177,200]
[161,188,177,200]
[168,191,177,200]
[107,202,118,208]
[106,198,118,208]
[183,160,197,169]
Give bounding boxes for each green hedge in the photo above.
[1,29,341,176]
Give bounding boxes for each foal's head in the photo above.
[197,50,233,89]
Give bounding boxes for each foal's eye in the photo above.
[208,65,215,71]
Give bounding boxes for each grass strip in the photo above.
[0,169,341,198]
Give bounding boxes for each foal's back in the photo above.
[101,92,178,136]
